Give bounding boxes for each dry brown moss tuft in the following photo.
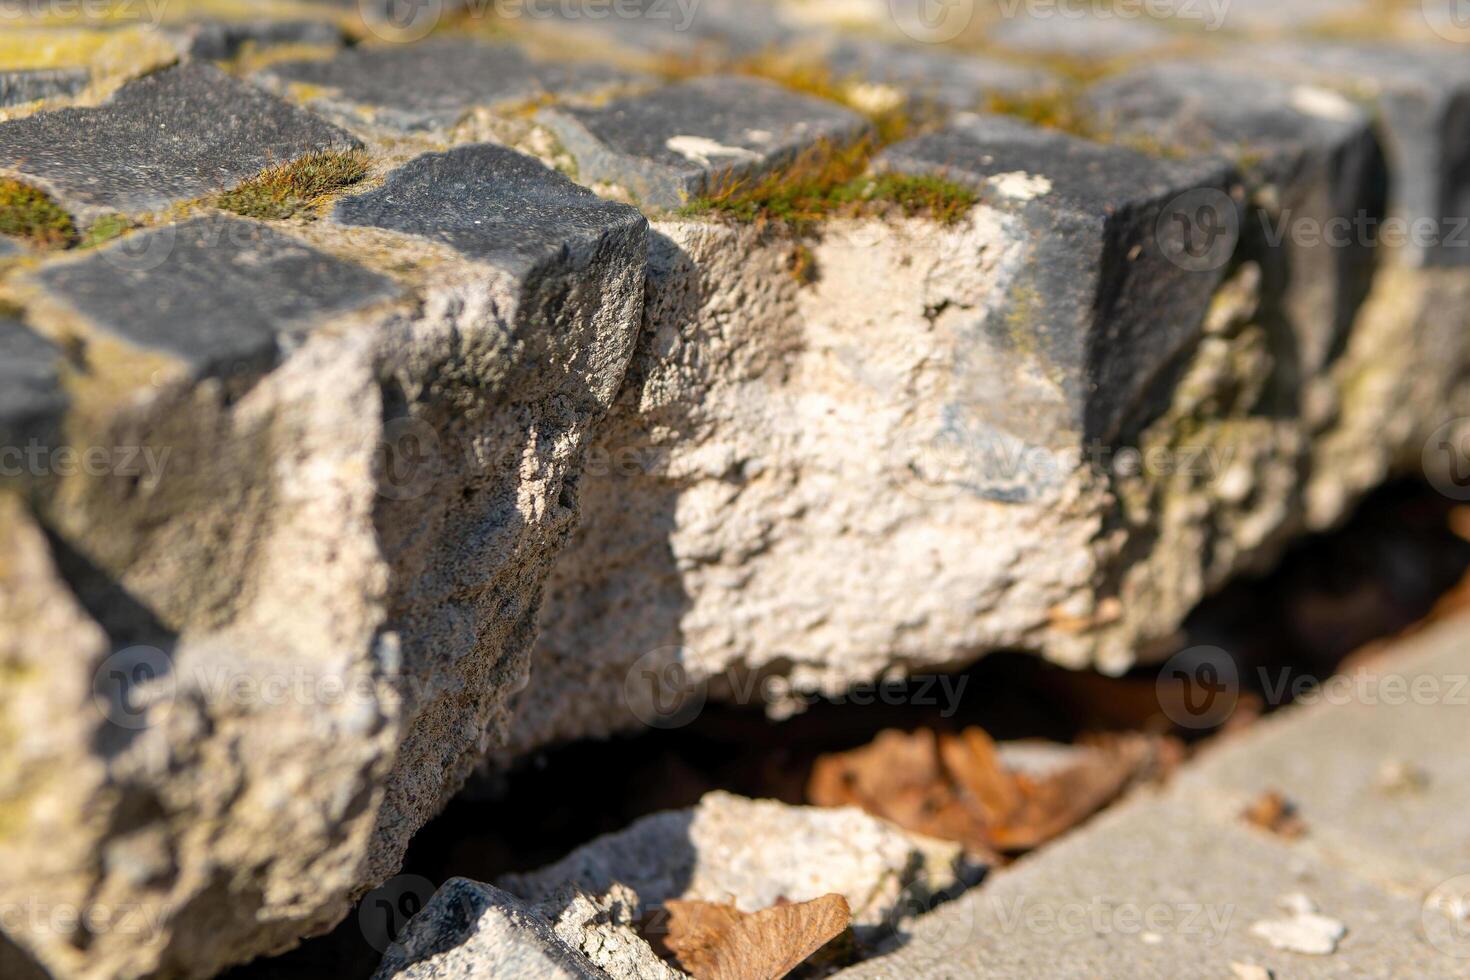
[216,149,370,220]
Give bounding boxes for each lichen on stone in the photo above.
[0,178,77,248]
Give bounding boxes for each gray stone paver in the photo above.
[32,216,398,380]
[876,114,1236,467]
[332,143,647,273]
[838,618,1470,979]
[258,39,641,132]
[0,67,89,108]
[537,75,872,208]
[0,63,360,222]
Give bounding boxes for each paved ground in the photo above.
[839,617,1470,978]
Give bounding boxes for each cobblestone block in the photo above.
[258,39,641,132]
[0,62,360,224]
[538,75,871,208]
[0,67,89,107]
[28,216,399,382]
[0,316,67,470]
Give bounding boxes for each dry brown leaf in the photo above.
[807,728,1169,855]
[1241,790,1307,840]
[663,894,852,980]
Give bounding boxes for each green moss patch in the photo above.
[78,213,134,250]
[0,179,76,248]
[680,139,977,229]
[215,149,370,220]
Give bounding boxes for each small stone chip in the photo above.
[538,76,872,209]
[32,216,398,380]
[1249,894,1346,955]
[258,39,639,132]
[332,143,647,273]
[0,63,360,222]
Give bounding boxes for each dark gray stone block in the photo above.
[332,143,647,275]
[33,216,398,381]
[1239,41,1470,267]
[822,37,1055,113]
[0,63,360,222]
[538,75,871,208]
[528,0,797,59]
[876,115,1239,486]
[1086,61,1388,374]
[257,39,642,132]
[179,19,344,62]
[0,316,67,464]
[0,68,89,108]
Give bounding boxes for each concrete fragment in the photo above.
[538,76,872,208]
[28,216,399,382]
[1249,894,1346,956]
[372,879,606,980]
[501,792,985,941]
[259,39,639,132]
[0,145,649,979]
[0,63,360,223]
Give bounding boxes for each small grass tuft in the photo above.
[78,213,134,250]
[680,138,977,230]
[215,149,370,220]
[0,178,76,248]
[983,89,1099,140]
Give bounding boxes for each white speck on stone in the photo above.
[1231,963,1274,980]
[844,81,905,117]
[986,171,1052,202]
[1250,894,1346,955]
[1290,86,1359,123]
[666,136,762,168]
[743,128,774,145]
[1140,931,1163,945]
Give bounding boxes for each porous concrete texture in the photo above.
[0,136,648,979]
[1,0,1469,976]
[388,792,985,978]
[372,880,604,980]
[835,617,1470,979]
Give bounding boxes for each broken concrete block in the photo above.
[500,791,985,943]
[372,880,606,980]
[0,63,360,223]
[258,39,640,132]
[875,113,1239,460]
[0,144,649,979]
[537,76,872,208]
[1086,61,1386,378]
[27,216,399,383]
